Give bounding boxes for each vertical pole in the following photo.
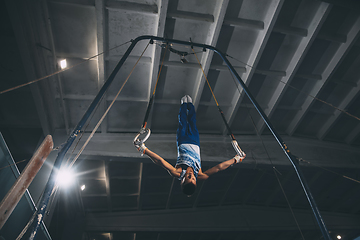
[0,135,53,230]
[27,39,140,240]
[216,50,331,240]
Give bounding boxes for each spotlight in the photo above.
[56,168,75,187]
[337,235,341,240]
[60,59,67,69]
[81,185,86,191]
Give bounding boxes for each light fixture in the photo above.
[337,235,342,239]
[56,168,75,187]
[60,59,67,69]
[81,184,86,191]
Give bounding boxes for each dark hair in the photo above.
[181,182,196,196]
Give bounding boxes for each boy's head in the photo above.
[181,167,197,196]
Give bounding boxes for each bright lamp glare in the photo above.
[56,168,75,187]
[81,185,86,191]
[337,235,341,240]
[60,59,67,69]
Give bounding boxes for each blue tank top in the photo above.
[176,144,201,180]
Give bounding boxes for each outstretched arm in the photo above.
[198,155,245,180]
[135,143,180,178]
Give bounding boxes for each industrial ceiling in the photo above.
[1,0,360,239]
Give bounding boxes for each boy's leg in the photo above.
[187,103,200,146]
[177,96,200,146]
[177,103,189,146]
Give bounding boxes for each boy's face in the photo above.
[182,167,197,185]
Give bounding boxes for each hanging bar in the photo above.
[28,36,330,240]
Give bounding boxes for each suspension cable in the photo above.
[64,88,107,166]
[141,43,169,129]
[191,48,231,136]
[226,67,305,239]
[191,48,245,157]
[297,158,360,184]
[0,40,132,95]
[133,42,169,148]
[0,159,28,171]
[67,41,151,168]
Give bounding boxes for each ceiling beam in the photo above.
[107,55,152,63]
[55,94,148,102]
[163,61,247,73]
[42,0,72,135]
[307,109,334,115]
[317,57,360,139]
[276,105,302,111]
[53,131,360,169]
[192,0,230,109]
[85,205,360,232]
[106,0,158,14]
[255,69,286,76]
[317,32,347,43]
[226,0,284,134]
[223,17,264,30]
[5,0,54,136]
[167,11,214,22]
[287,15,360,136]
[330,78,358,87]
[145,0,169,130]
[273,25,307,37]
[346,123,360,144]
[295,74,322,80]
[164,60,285,77]
[321,0,360,10]
[95,0,107,134]
[257,2,331,134]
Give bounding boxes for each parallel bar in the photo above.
[0,135,53,230]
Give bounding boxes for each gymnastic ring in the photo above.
[231,140,245,157]
[134,128,151,145]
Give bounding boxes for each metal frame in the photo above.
[28,35,330,240]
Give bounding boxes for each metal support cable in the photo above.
[68,42,151,169]
[0,40,131,95]
[191,48,236,141]
[141,43,168,129]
